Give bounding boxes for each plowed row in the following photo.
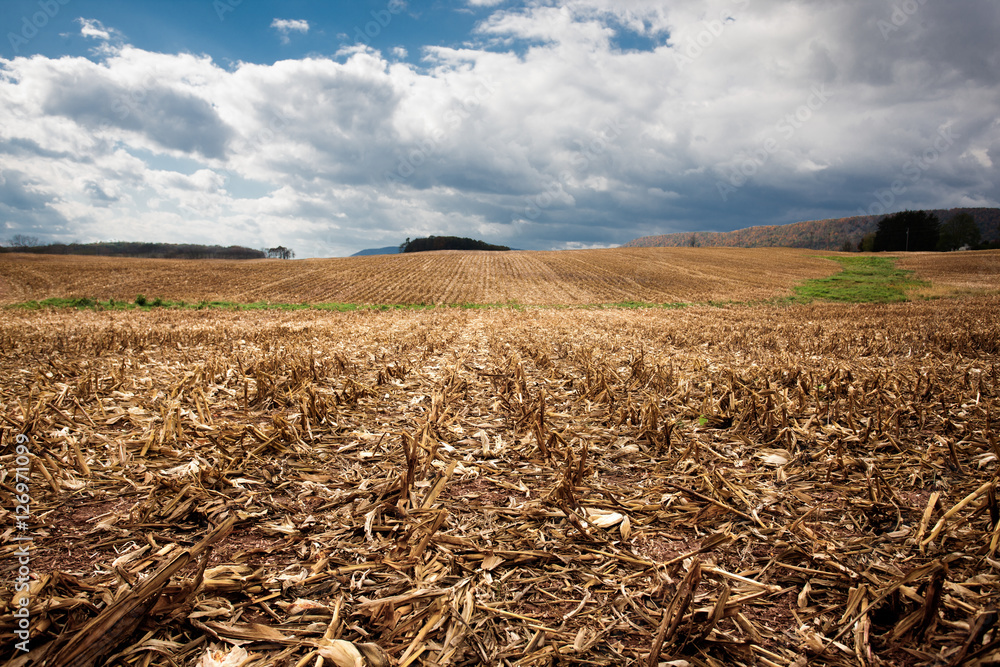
[0,248,843,306]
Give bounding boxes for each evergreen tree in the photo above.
[873,210,939,252]
[858,233,876,252]
[936,213,980,251]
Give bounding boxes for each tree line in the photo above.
[0,240,272,260]
[857,211,987,252]
[263,246,295,259]
[625,207,998,252]
[399,236,510,253]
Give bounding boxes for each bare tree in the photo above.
[267,246,295,259]
[8,234,40,247]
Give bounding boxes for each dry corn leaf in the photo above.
[197,644,249,667]
[317,640,391,667]
[585,508,625,528]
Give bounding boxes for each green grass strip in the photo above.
[792,256,927,303]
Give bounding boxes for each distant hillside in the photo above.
[624,208,1000,251]
[0,241,266,260]
[402,236,510,253]
[351,246,401,257]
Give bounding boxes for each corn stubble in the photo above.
[1,297,999,666]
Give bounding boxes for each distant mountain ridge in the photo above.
[351,246,401,257]
[624,208,1000,251]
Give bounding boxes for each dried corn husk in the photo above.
[585,508,625,528]
[317,640,391,667]
[197,644,249,667]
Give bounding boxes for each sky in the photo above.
[1,1,998,258]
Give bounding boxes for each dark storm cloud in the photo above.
[39,68,233,159]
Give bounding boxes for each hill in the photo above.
[624,208,1000,250]
[401,236,510,253]
[351,246,401,257]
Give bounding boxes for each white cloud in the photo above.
[77,18,124,42]
[2,2,999,256]
[78,18,110,40]
[557,241,619,250]
[270,19,310,44]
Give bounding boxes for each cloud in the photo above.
[0,3,998,256]
[0,170,53,211]
[0,170,71,241]
[84,181,119,206]
[24,48,234,159]
[557,240,619,250]
[271,19,310,44]
[77,18,124,42]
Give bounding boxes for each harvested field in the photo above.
[896,250,1000,297]
[0,248,840,306]
[2,297,1000,666]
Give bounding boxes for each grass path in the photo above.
[791,255,927,303]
